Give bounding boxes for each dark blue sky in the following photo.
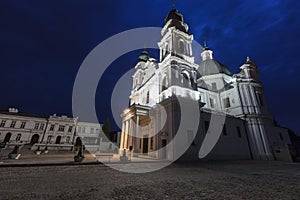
[0,0,299,133]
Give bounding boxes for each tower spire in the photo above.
[203,37,207,48]
[172,0,175,9]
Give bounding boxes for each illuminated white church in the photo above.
[119,7,293,161]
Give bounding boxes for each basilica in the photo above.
[119,7,293,161]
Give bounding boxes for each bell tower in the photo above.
[158,6,194,63]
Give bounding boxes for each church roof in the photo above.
[163,8,188,34]
[164,8,183,24]
[198,59,232,76]
[138,50,149,62]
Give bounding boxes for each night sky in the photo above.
[0,0,299,134]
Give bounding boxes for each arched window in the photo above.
[181,72,189,87]
[3,132,12,143]
[16,134,21,141]
[146,91,150,104]
[178,40,185,54]
[66,136,71,143]
[161,76,168,92]
[55,135,61,144]
[165,44,169,57]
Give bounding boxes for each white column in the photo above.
[134,115,139,153]
[119,121,125,149]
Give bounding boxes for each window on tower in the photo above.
[178,40,185,54]
[146,91,150,104]
[211,82,217,91]
[161,77,168,92]
[209,98,216,108]
[223,97,231,108]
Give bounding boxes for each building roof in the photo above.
[138,50,149,62]
[163,8,189,34]
[0,110,47,119]
[198,59,232,76]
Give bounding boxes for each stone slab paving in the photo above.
[0,161,299,199]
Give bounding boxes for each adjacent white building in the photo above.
[120,7,292,161]
[0,108,47,144]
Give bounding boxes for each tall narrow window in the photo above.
[161,77,168,92]
[10,121,16,128]
[16,134,22,141]
[210,98,216,108]
[66,136,71,143]
[39,123,45,130]
[211,82,217,91]
[0,120,6,127]
[49,124,55,131]
[178,40,185,54]
[223,97,231,108]
[20,122,26,129]
[68,126,73,133]
[34,123,39,130]
[146,91,150,104]
[47,135,52,143]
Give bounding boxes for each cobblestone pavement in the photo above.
[0,161,299,200]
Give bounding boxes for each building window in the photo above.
[223,97,231,108]
[20,122,26,129]
[161,77,168,92]
[237,126,242,138]
[78,127,81,133]
[222,125,227,136]
[39,123,45,130]
[178,40,185,54]
[34,123,39,130]
[209,98,216,108]
[47,135,52,143]
[16,134,22,141]
[58,125,65,132]
[204,121,210,133]
[211,82,217,91]
[66,136,71,143]
[68,126,73,133]
[10,121,16,128]
[0,120,6,127]
[49,124,55,131]
[146,91,150,104]
[90,128,94,134]
[82,127,86,133]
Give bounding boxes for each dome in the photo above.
[164,9,183,24]
[138,50,149,62]
[163,8,188,34]
[198,59,232,76]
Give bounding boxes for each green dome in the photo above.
[198,59,232,76]
[138,50,149,62]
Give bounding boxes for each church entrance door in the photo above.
[142,136,148,154]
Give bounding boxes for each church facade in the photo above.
[119,8,293,161]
